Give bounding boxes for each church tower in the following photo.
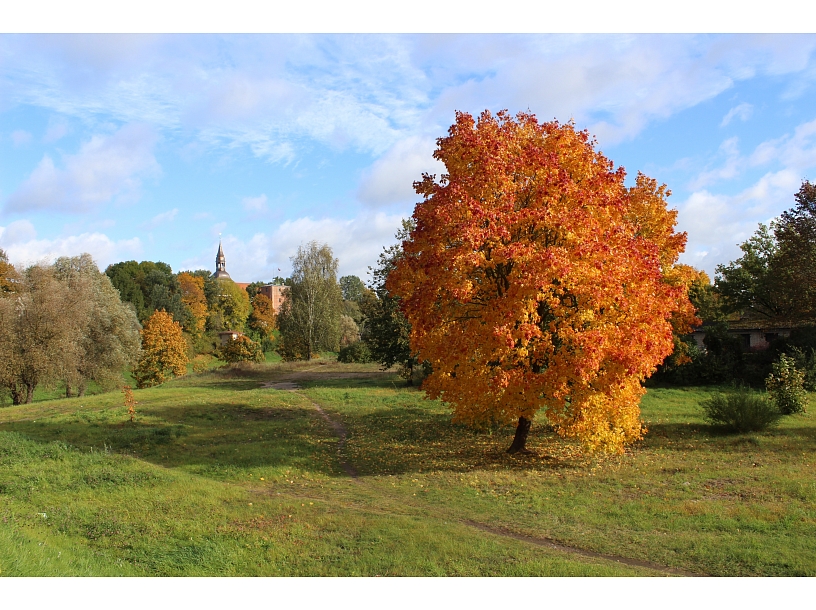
[213,240,231,280]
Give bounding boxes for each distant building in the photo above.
[257,284,288,313]
[691,319,794,352]
[213,241,231,280]
[218,330,246,345]
[212,242,288,314]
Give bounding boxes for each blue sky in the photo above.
[2,33,816,282]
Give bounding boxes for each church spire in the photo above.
[213,238,231,280]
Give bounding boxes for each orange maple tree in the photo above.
[387,110,697,454]
[248,293,276,339]
[178,272,208,335]
[132,309,189,388]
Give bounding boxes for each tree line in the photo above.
[655,180,816,388]
[0,254,140,404]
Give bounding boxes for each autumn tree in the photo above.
[277,242,342,360]
[178,272,209,336]
[133,310,189,388]
[247,293,276,338]
[0,249,19,293]
[217,334,264,363]
[388,110,695,454]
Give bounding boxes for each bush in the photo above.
[338,341,373,363]
[217,335,264,364]
[766,353,808,414]
[700,387,781,432]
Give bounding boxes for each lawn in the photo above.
[1,360,814,576]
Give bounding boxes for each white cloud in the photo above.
[180,211,407,281]
[4,123,160,214]
[357,136,443,207]
[4,34,816,160]
[0,221,142,269]
[242,194,267,212]
[141,207,178,230]
[688,137,743,190]
[0,219,37,244]
[678,169,803,275]
[10,129,32,146]
[720,102,753,127]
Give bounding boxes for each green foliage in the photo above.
[766,353,808,415]
[652,323,745,386]
[105,260,187,324]
[772,180,816,322]
[700,387,781,432]
[362,220,418,378]
[339,275,366,302]
[217,335,264,364]
[276,329,310,361]
[715,181,816,324]
[277,242,342,360]
[338,341,373,363]
[210,279,250,332]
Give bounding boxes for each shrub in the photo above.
[217,335,264,364]
[789,346,816,392]
[700,387,781,432]
[276,333,310,361]
[338,341,373,363]
[765,353,808,414]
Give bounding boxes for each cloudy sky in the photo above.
[2,33,816,282]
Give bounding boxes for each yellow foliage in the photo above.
[133,309,188,388]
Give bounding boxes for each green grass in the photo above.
[1,362,814,576]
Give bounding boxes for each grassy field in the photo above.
[0,360,814,576]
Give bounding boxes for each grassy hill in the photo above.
[1,361,814,576]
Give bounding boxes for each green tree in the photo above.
[715,224,793,320]
[211,279,250,331]
[773,180,816,321]
[52,255,141,397]
[361,220,419,383]
[105,260,185,324]
[339,275,366,302]
[277,241,342,360]
[0,264,86,404]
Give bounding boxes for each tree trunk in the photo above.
[78,382,86,397]
[66,383,72,398]
[11,385,25,406]
[507,416,532,454]
[25,382,35,404]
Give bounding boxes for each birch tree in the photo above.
[278,242,342,360]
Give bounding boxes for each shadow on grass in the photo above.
[640,420,816,453]
[0,400,343,478]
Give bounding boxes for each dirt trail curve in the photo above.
[259,374,703,577]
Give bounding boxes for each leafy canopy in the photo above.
[133,309,189,388]
[388,110,694,453]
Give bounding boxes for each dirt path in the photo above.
[260,374,703,577]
